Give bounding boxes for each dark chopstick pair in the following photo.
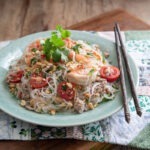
[114,23,142,123]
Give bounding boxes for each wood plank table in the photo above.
[0,5,150,150]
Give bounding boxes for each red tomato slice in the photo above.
[8,70,24,83]
[30,76,48,89]
[41,54,46,59]
[100,66,120,82]
[57,81,75,101]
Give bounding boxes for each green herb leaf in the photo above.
[43,25,71,62]
[56,25,71,39]
[49,88,53,93]
[87,52,93,56]
[57,76,64,82]
[102,93,115,101]
[56,65,64,70]
[60,48,69,62]
[112,83,119,90]
[25,71,31,78]
[72,44,81,54]
[35,68,42,74]
[101,52,106,63]
[51,34,65,47]
[43,38,53,60]
[31,48,37,52]
[52,49,61,62]
[62,85,67,91]
[85,98,89,104]
[88,68,95,76]
[30,57,37,65]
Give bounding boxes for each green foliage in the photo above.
[56,25,71,39]
[88,68,95,76]
[72,44,82,54]
[31,48,37,52]
[43,25,71,62]
[30,57,37,65]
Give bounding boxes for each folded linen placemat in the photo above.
[0,31,149,149]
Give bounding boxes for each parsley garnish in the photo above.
[56,65,64,70]
[58,76,64,82]
[35,68,42,74]
[72,44,81,54]
[88,68,95,76]
[62,85,67,91]
[101,52,106,63]
[56,25,71,39]
[87,52,93,56]
[30,57,37,65]
[49,88,53,93]
[43,25,71,62]
[60,48,69,62]
[85,98,90,104]
[112,83,119,90]
[31,48,37,52]
[25,71,31,78]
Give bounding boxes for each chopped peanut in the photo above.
[35,108,42,113]
[66,82,72,88]
[77,85,82,90]
[43,60,49,65]
[50,109,56,115]
[68,102,73,108]
[93,93,99,97]
[20,100,26,106]
[25,67,31,71]
[94,104,97,108]
[88,102,94,110]
[30,99,35,107]
[52,66,56,71]
[84,93,90,98]
[15,67,20,71]
[55,97,63,103]
[36,62,42,66]
[9,83,15,88]
[45,89,50,94]
[60,102,66,107]
[35,50,40,54]
[10,88,15,92]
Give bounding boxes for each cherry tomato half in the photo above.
[8,70,24,83]
[57,81,75,101]
[100,66,120,82]
[41,54,46,59]
[30,76,48,89]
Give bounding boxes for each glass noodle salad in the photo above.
[6,26,120,115]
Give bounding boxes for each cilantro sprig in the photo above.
[72,44,81,54]
[43,25,71,62]
[88,68,95,76]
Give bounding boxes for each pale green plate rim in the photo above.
[0,31,139,127]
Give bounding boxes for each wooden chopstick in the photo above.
[115,23,142,117]
[114,27,130,123]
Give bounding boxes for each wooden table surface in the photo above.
[0,0,150,150]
